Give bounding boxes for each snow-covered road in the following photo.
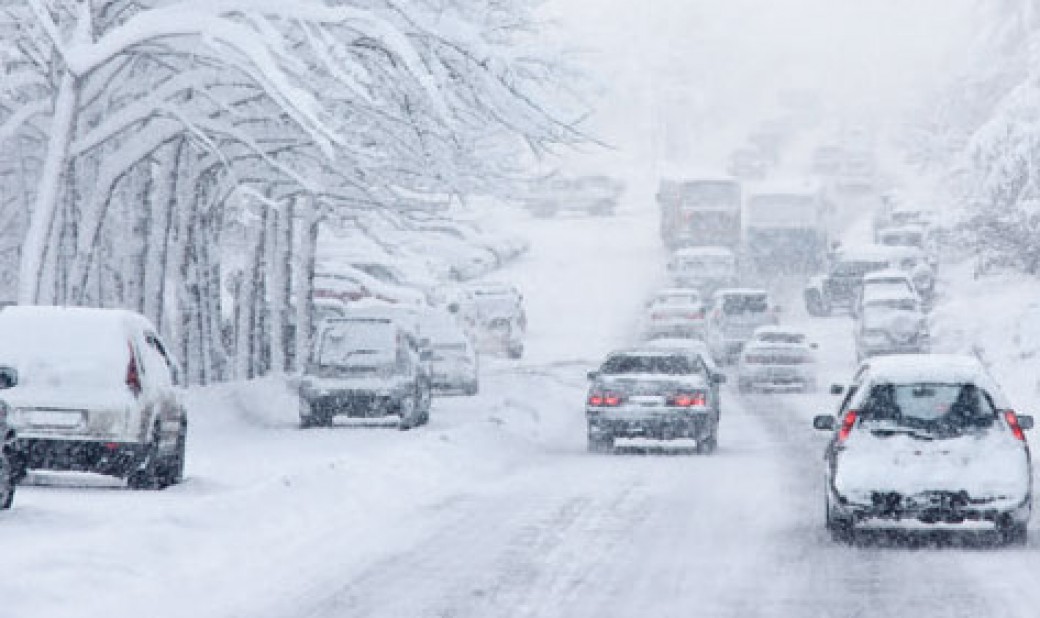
[3,202,1040,618]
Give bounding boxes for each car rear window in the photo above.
[601,354,692,375]
[859,383,996,430]
[318,321,396,367]
[722,294,768,315]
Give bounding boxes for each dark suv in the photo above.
[297,318,432,429]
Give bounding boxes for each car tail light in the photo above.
[669,392,707,407]
[588,392,622,407]
[837,410,858,442]
[126,342,142,397]
[1005,410,1027,442]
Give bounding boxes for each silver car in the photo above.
[737,327,817,393]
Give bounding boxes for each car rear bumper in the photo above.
[304,392,404,418]
[830,485,1032,526]
[587,408,713,440]
[19,438,149,477]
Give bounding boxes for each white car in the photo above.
[424,317,480,395]
[814,355,1034,544]
[855,289,929,361]
[853,269,923,317]
[643,288,706,339]
[737,327,817,393]
[465,282,526,358]
[0,307,187,489]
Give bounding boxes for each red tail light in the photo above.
[588,392,622,407]
[126,342,142,397]
[1005,410,1026,442]
[837,410,858,442]
[669,392,707,407]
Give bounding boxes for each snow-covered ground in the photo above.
[5,195,1040,617]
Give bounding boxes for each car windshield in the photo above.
[600,354,692,375]
[860,383,996,430]
[721,294,768,314]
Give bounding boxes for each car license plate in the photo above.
[24,410,85,428]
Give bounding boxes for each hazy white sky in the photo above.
[542,0,977,170]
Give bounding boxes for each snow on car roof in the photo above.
[836,243,905,262]
[713,287,769,298]
[862,269,912,283]
[859,355,1003,395]
[673,246,735,259]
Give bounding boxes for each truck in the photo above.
[743,184,830,275]
[657,176,742,251]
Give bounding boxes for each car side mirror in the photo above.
[813,415,836,431]
[712,373,727,385]
[0,366,17,389]
[829,384,845,396]
[1018,415,1035,430]
[587,370,600,381]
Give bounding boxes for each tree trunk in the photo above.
[266,204,285,375]
[293,197,320,372]
[19,69,80,304]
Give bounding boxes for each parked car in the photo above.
[297,317,432,429]
[706,288,780,364]
[737,326,818,393]
[854,290,930,362]
[465,282,526,358]
[0,307,187,489]
[642,288,706,340]
[585,348,723,453]
[0,375,20,508]
[667,246,739,295]
[804,244,901,316]
[423,315,480,396]
[814,355,1033,544]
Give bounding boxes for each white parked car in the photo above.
[0,307,187,489]
[643,288,706,340]
[814,355,1034,544]
[737,326,818,393]
[423,315,480,395]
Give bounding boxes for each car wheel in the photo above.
[127,426,163,490]
[397,394,419,431]
[0,447,15,510]
[160,422,187,487]
[825,495,854,544]
[587,432,614,453]
[998,517,1028,546]
[696,431,717,455]
[507,345,523,359]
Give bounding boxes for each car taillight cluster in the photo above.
[837,410,858,442]
[587,392,623,407]
[1005,410,1027,442]
[668,392,707,407]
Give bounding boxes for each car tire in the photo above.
[0,448,15,510]
[998,518,1028,546]
[127,425,163,490]
[159,422,187,487]
[825,496,854,544]
[587,432,614,453]
[398,394,420,431]
[508,345,523,359]
[696,431,717,455]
